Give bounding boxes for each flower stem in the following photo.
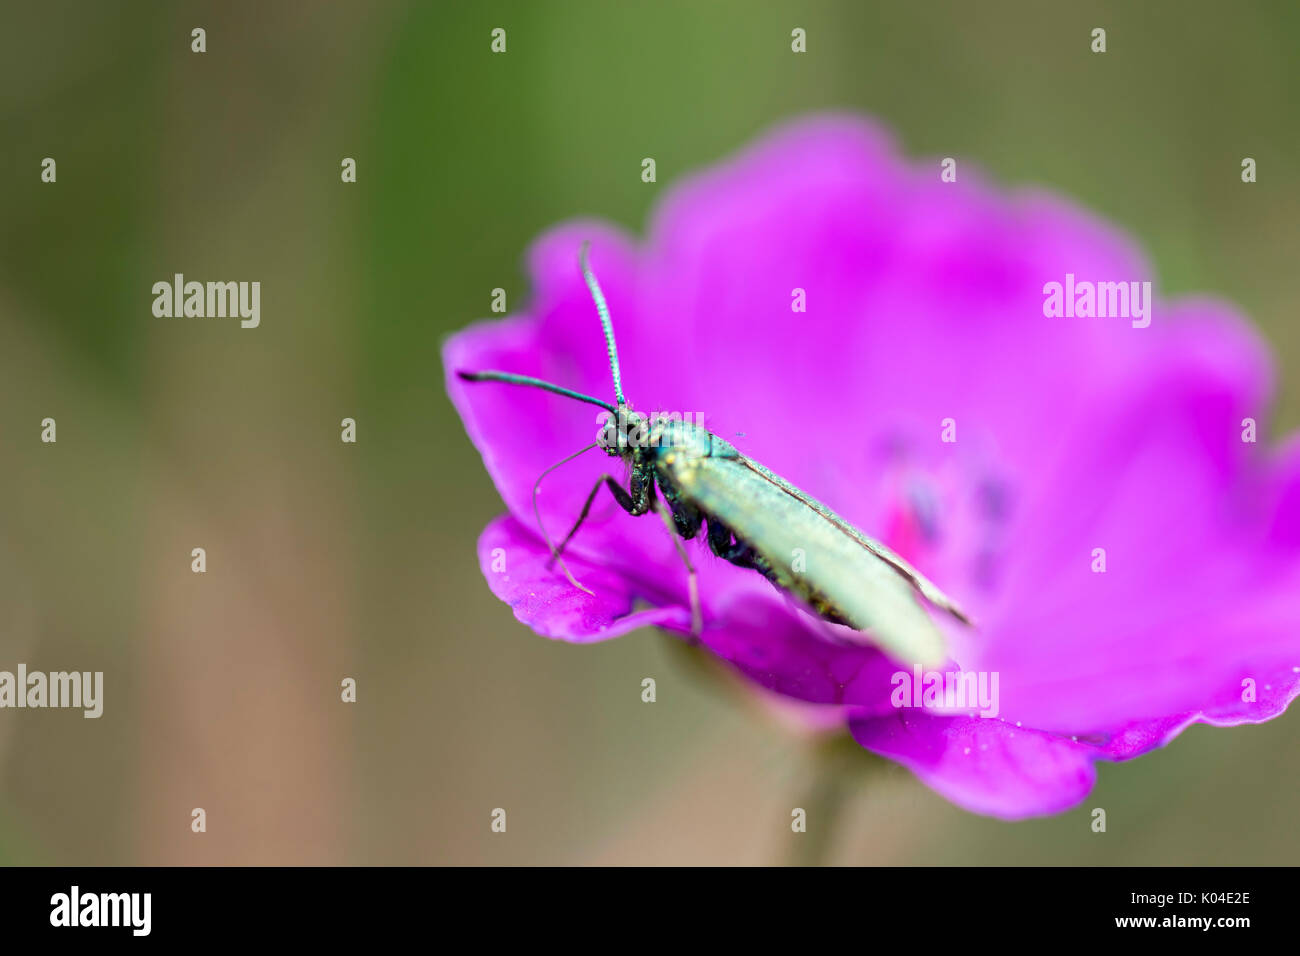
[788,735,879,867]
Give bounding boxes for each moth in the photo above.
[458,242,972,666]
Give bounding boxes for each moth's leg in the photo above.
[661,486,704,540]
[653,498,702,639]
[540,471,651,597]
[710,521,788,595]
[706,518,758,567]
[625,454,656,515]
[653,469,705,540]
[548,474,638,567]
[542,454,655,594]
[732,543,783,588]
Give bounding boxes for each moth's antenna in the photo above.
[457,370,617,413]
[579,240,626,409]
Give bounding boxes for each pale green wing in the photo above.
[663,452,961,667]
[739,457,973,625]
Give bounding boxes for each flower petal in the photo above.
[446,114,1300,820]
[849,712,1097,819]
[476,514,688,642]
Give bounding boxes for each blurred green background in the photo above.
[1,0,1297,864]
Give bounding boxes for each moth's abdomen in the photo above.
[705,515,854,627]
[660,450,952,667]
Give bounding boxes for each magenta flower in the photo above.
[444,116,1300,818]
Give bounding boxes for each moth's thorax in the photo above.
[652,421,741,480]
[651,418,708,457]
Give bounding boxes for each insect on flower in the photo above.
[457,241,973,667]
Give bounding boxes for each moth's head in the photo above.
[598,404,650,458]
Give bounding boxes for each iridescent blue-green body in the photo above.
[456,241,972,667]
[591,412,971,665]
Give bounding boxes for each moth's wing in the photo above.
[739,458,974,626]
[665,454,951,667]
